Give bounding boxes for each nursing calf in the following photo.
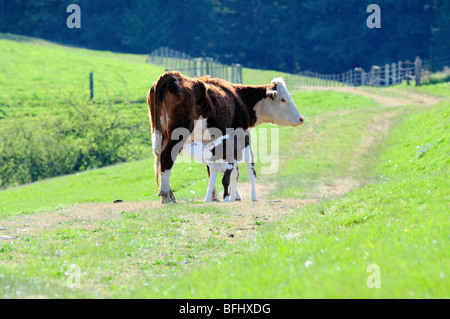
[147,71,304,203]
[183,130,249,202]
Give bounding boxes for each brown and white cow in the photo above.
[147,71,304,203]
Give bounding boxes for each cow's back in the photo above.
[200,76,253,132]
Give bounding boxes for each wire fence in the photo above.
[147,47,450,87]
[146,47,242,83]
[285,57,421,87]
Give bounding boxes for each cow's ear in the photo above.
[266,90,277,100]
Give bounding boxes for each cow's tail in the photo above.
[148,84,161,190]
[152,131,163,190]
[147,72,181,190]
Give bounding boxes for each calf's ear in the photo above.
[266,90,277,100]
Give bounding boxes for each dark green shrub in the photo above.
[0,97,150,188]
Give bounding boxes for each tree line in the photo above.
[0,0,449,73]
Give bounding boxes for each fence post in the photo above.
[369,66,375,86]
[391,63,397,86]
[89,72,94,100]
[237,64,242,83]
[415,56,422,86]
[231,64,236,83]
[405,59,411,85]
[375,66,381,86]
[385,64,390,87]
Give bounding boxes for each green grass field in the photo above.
[0,34,448,298]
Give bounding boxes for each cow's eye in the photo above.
[281,98,286,103]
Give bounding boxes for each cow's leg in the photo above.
[245,145,257,201]
[159,138,185,204]
[205,168,218,203]
[159,169,175,203]
[229,165,239,201]
[222,168,232,202]
[206,165,220,202]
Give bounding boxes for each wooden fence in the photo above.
[146,47,243,83]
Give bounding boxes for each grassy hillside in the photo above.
[0,33,162,117]
[0,35,448,298]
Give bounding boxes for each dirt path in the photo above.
[299,86,441,107]
[386,88,442,106]
[0,193,315,244]
[300,85,441,198]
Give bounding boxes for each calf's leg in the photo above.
[222,168,232,202]
[206,165,220,202]
[229,166,239,201]
[205,168,218,203]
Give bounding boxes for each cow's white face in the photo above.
[255,78,304,127]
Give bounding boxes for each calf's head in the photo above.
[256,78,304,126]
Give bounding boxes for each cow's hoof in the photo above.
[161,197,176,204]
[224,196,230,202]
[235,196,242,202]
[211,198,220,202]
[159,190,176,204]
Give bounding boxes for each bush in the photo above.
[421,68,450,85]
[0,96,149,188]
